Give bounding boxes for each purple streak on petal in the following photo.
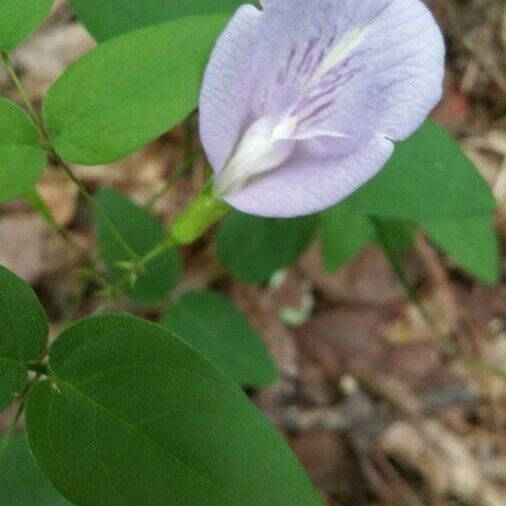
[297,36,320,75]
[297,99,335,127]
[250,0,444,140]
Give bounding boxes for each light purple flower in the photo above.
[199,0,445,217]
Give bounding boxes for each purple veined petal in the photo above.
[225,134,395,218]
[199,4,262,171]
[252,0,445,141]
[199,0,445,217]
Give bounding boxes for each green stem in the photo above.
[25,187,61,232]
[145,116,200,211]
[0,51,45,139]
[1,53,138,265]
[1,54,135,287]
[145,156,195,211]
[55,154,139,263]
[1,49,228,303]
[25,187,98,265]
[0,401,24,458]
[373,218,506,381]
[109,182,230,295]
[0,373,41,459]
[27,187,110,314]
[170,182,230,245]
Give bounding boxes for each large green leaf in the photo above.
[320,122,498,282]
[0,265,48,410]
[95,188,182,306]
[0,98,46,202]
[0,0,54,51]
[162,289,277,386]
[70,0,246,41]
[26,314,323,506]
[342,121,496,220]
[421,216,500,284]
[0,436,71,505]
[43,15,228,164]
[217,211,317,283]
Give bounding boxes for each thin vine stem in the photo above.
[25,187,98,268]
[105,182,229,299]
[101,234,177,301]
[0,402,25,458]
[2,56,156,303]
[0,50,46,140]
[55,154,140,263]
[0,373,41,460]
[145,116,200,211]
[372,217,506,381]
[0,49,225,306]
[1,54,140,261]
[145,156,195,211]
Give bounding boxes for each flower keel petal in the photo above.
[226,134,395,218]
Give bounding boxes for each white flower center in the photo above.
[214,114,299,197]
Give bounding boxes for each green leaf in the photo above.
[43,15,228,165]
[321,122,497,283]
[0,264,48,363]
[342,121,496,220]
[0,0,54,51]
[320,207,374,271]
[321,206,414,272]
[162,289,277,386]
[421,215,500,284]
[0,436,71,505]
[95,188,182,306]
[372,218,414,253]
[26,314,323,506]
[0,265,48,410]
[0,98,46,202]
[0,98,39,145]
[70,0,246,41]
[217,211,317,283]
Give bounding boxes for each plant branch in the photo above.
[25,187,98,268]
[106,183,230,298]
[0,55,140,304]
[145,156,196,211]
[0,51,45,139]
[145,116,200,211]
[1,50,228,304]
[0,374,41,459]
[54,153,140,263]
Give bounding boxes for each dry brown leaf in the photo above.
[381,419,504,506]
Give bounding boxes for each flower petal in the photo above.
[199,0,445,218]
[252,0,444,141]
[199,4,263,171]
[225,134,395,218]
[356,0,445,140]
